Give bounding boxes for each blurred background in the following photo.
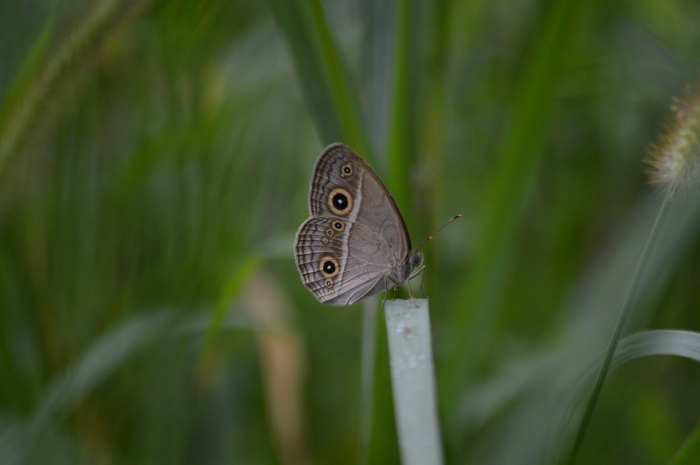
[2,0,700,464]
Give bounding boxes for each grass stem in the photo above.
[384,298,443,465]
[566,196,672,464]
[358,299,378,465]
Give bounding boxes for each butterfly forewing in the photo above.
[309,144,410,249]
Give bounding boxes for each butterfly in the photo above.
[294,143,423,306]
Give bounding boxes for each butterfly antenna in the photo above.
[415,215,462,251]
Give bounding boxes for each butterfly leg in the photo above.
[382,276,398,306]
[408,266,427,298]
[382,276,401,307]
[407,278,414,298]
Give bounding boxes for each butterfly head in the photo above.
[408,251,424,269]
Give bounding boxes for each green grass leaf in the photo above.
[442,0,583,434]
[266,0,371,159]
[554,330,700,464]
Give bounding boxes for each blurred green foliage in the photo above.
[2,0,700,464]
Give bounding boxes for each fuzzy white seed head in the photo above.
[646,85,700,198]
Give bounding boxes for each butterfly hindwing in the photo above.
[295,216,401,305]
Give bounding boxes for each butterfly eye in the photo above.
[340,163,353,177]
[328,188,353,215]
[319,256,339,278]
[332,221,344,231]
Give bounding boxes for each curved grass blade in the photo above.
[30,311,175,433]
[566,197,671,464]
[553,330,700,463]
[453,193,700,465]
[6,308,253,464]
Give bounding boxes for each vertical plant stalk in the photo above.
[266,0,371,158]
[386,0,414,212]
[358,299,378,465]
[384,299,444,465]
[566,197,671,465]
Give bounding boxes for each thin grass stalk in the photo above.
[566,197,672,465]
[549,330,700,464]
[384,298,444,465]
[668,418,700,465]
[358,299,379,465]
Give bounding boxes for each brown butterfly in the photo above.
[294,143,424,306]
